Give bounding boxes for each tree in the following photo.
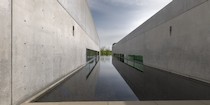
[100,47,112,56]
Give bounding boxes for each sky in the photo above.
[87,0,172,49]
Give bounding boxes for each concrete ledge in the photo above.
[22,64,85,104]
[22,102,107,105]
[21,101,210,105]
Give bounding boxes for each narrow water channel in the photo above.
[35,56,210,102]
[35,56,138,102]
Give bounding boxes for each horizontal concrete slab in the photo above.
[21,101,210,105]
[201,101,210,105]
[155,101,206,105]
[22,102,107,105]
[108,101,156,105]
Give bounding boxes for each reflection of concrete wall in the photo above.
[0,0,11,105]
[113,0,210,83]
[0,0,99,105]
[36,62,100,101]
[112,58,210,100]
[65,62,100,100]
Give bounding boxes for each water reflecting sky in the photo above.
[35,56,138,102]
[35,56,210,102]
[95,56,138,101]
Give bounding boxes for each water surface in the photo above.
[112,57,210,100]
[35,56,138,102]
[35,56,210,102]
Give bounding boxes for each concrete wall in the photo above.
[113,0,210,83]
[0,0,11,105]
[0,0,99,105]
[58,0,99,45]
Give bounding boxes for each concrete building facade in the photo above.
[113,0,210,84]
[0,0,100,105]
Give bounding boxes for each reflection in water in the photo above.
[95,56,138,101]
[100,56,112,63]
[112,57,210,100]
[34,56,209,101]
[35,56,138,102]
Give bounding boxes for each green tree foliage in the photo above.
[100,47,112,56]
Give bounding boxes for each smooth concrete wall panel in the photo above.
[144,0,210,83]
[12,0,99,105]
[117,0,207,45]
[58,0,84,27]
[113,0,210,83]
[0,0,11,105]
[113,33,145,56]
[58,0,99,45]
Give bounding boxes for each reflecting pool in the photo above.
[35,56,138,102]
[112,57,210,100]
[35,56,210,102]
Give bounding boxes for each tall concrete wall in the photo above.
[0,0,99,105]
[113,0,210,83]
[0,0,11,105]
[58,0,99,45]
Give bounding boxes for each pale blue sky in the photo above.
[87,0,172,49]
